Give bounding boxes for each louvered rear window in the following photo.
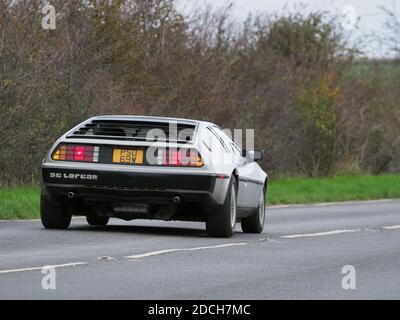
[67,119,196,143]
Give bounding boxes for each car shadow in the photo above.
[67,223,209,238]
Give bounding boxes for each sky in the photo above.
[178,0,400,57]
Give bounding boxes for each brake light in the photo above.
[52,144,99,162]
[157,148,203,167]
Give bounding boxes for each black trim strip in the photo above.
[42,168,216,192]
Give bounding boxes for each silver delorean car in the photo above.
[41,115,268,237]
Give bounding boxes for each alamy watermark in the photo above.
[141,123,257,166]
[41,4,56,30]
[41,266,56,290]
[341,265,356,290]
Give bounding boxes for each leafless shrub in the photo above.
[0,0,398,185]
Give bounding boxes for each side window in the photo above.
[212,126,241,156]
[230,142,242,156]
[201,128,213,152]
[207,127,230,153]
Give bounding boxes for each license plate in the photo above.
[112,148,144,164]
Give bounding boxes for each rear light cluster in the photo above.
[52,144,99,162]
[51,144,203,167]
[156,148,203,167]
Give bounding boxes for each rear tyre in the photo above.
[86,215,109,226]
[241,189,266,234]
[206,177,237,238]
[40,192,72,230]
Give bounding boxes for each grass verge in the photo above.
[1,174,400,219]
[0,187,40,220]
[268,174,400,205]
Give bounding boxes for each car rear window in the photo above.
[67,119,196,143]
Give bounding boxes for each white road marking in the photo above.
[382,225,400,230]
[269,204,306,209]
[281,229,359,239]
[270,199,400,209]
[124,242,248,259]
[311,199,397,207]
[0,262,88,275]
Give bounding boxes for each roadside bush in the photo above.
[0,0,399,185]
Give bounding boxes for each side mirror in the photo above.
[242,149,264,162]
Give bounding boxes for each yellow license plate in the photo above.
[112,149,144,164]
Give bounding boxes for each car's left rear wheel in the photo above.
[40,193,72,230]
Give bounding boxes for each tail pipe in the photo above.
[67,191,75,199]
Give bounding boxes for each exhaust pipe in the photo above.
[173,196,181,204]
[67,192,75,199]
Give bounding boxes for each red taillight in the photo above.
[163,149,182,166]
[74,146,86,161]
[158,148,203,167]
[52,144,99,162]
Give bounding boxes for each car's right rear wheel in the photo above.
[206,177,237,238]
[86,215,109,226]
[40,193,72,230]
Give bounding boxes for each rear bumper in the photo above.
[41,166,227,207]
[42,167,215,191]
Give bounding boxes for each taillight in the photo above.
[52,144,99,162]
[157,148,203,167]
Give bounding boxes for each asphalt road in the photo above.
[0,199,400,299]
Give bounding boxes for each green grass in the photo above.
[1,174,400,219]
[268,174,400,205]
[0,187,40,220]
